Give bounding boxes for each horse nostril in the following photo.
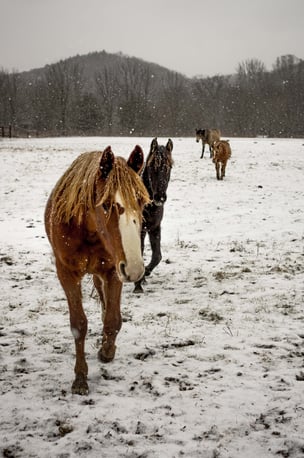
[119,262,127,279]
[154,193,166,203]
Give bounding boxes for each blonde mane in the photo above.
[51,151,150,225]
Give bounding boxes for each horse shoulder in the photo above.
[49,220,87,269]
[143,204,163,231]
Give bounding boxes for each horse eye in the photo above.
[102,203,110,213]
[116,203,125,215]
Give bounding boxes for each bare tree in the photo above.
[272,55,304,136]
[116,58,154,135]
[75,93,103,135]
[0,70,18,128]
[156,72,191,135]
[45,61,83,135]
[95,67,119,135]
[192,75,227,131]
[234,59,268,136]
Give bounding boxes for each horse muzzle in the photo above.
[118,261,145,283]
[153,200,164,207]
[153,194,166,206]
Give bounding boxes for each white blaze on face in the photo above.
[115,191,144,282]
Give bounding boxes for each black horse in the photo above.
[134,138,173,293]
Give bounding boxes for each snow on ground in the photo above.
[0,136,303,458]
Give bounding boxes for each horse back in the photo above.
[196,128,221,144]
[207,129,221,144]
[213,140,231,162]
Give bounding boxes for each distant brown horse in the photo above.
[45,146,150,395]
[195,128,221,158]
[212,140,232,180]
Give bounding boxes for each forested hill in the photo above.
[1,50,303,137]
[23,51,179,93]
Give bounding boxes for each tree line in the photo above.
[0,51,303,138]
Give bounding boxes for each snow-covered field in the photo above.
[0,136,303,458]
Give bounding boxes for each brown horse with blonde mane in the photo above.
[45,146,150,395]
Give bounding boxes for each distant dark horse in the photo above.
[134,138,173,293]
[196,128,221,158]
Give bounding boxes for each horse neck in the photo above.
[142,165,153,199]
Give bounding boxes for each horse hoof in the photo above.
[72,374,89,395]
[98,346,116,363]
[133,285,144,294]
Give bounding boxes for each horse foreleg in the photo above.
[221,161,226,179]
[93,274,105,321]
[133,228,147,293]
[146,226,162,276]
[56,263,88,395]
[133,277,145,294]
[209,144,214,159]
[98,270,122,363]
[215,162,220,180]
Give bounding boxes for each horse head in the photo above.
[145,138,173,206]
[195,129,204,142]
[95,145,149,282]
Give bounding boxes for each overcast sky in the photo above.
[1,0,303,77]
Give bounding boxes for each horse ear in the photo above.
[151,137,158,153]
[166,139,173,153]
[128,145,144,174]
[100,146,114,179]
